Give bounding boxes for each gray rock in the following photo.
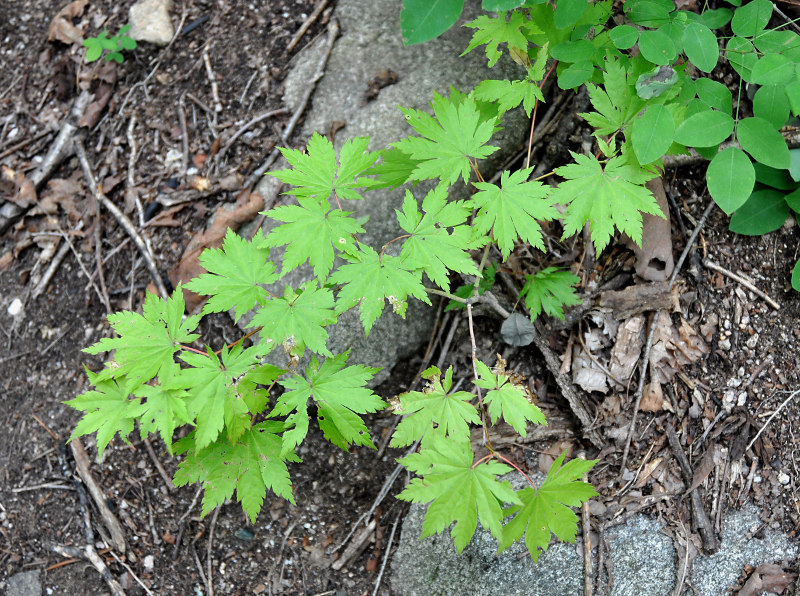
[253,0,527,384]
[6,570,41,596]
[128,0,174,46]
[603,515,676,595]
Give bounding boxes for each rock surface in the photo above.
[128,0,174,46]
[6,570,41,596]
[252,0,527,384]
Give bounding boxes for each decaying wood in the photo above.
[597,281,680,320]
[331,519,376,571]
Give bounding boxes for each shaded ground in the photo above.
[1,1,800,595]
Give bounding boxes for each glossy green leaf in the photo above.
[700,7,732,29]
[789,149,800,181]
[737,117,791,169]
[401,0,464,45]
[785,187,800,211]
[631,104,675,164]
[554,0,587,29]
[706,147,755,214]
[551,40,594,63]
[673,110,734,147]
[730,0,772,37]
[726,37,757,82]
[557,61,595,89]
[753,163,796,190]
[638,29,677,65]
[729,189,790,235]
[750,53,794,85]
[626,0,673,27]
[682,23,718,72]
[694,77,732,114]
[792,259,800,292]
[753,85,790,129]
[609,25,639,49]
[785,81,800,117]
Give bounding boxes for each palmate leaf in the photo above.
[174,421,299,522]
[66,370,142,458]
[397,431,521,551]
[551,152,663,253]
[133,363,192,454]
[178,343,265,450]
[274,352,384,452]
[264,196,365,280]
[85,289,201,382]
[581,59,645,135]
[184,229,278,323]
[461,12,542,67]
[472,77,544,117]
[520,267,582,321]
[248,283,337,357]
[395,186,479,293]
[270,133,380,202]
[394,93,499,187]
[473,360,546,437]
[329,243,430,335]
[471,168,560,259]
[390,366,481,447]
[500,453,597,562]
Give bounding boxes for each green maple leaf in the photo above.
[270,133,380,202]
[500,453,597,562]
[473,360,546,437]
[397,431,521,551]
[184,229,278,323]
[472,78,543,117]
[581,59,644,136]
[133,363,191,453]
[274,352,384,452]
[366,147,423,190]
[395,186,478,292]
[330,243,430,335]
[520,267,582,321]
[248,283,337,357]
[390,366,481,447]
[394,92,499,187]
[551,152,662,253]
[472,167,560,259]
[174,421,299,521]
[85,289,201,381]
[263,196,365,280]
[66,370,142,458]
[179,343,264,450]
[462,12,542,67]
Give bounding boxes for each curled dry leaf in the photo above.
[649,314,708,384]
[1,165,37,208]
[80,62,118,128]
[572,329,610,394]
[169,191,265,313]
[608,313,646,387]
[738,563,796,596]
[640,376,670,412]
[37,177,83,220]
[47,0,89,44]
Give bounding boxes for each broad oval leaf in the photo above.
[631,104,675,164]
[786,187,800,212]
[482,0,526,9]
[554,0,588,29]
[551,39,595,63]
[729,189,790,235]
[673,110,734,147]
[638,29,677,65]
[725,37,758,82]
[635,64,678,99]
[753,85,790,129]
[501,313,536,346]
[557,61,595,90]
[609,25,639,49]
[790,148,800,182]
[682,22,719,72]
[737,117,791,169]
[750,53,794,85]
[700,7,733,29]
[793,259,800,292]
[754,29,800,54]
[401,0,464,46]
[695,77,732,114]
[730,0,772,37]
[627,0,673,27]
[753,163,796,190]
[706,147,755,214]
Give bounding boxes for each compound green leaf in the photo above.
[785,81,800,117]
[471,168,559,259]
[551,152,662,252]
[626,0,673,28]
[673,109,734,147]
[682,22,719,72]
[395,93,498,187]
[750,53,794,85]
[700,7,732,29]
[706,147,755,214]
[737,117,790,169]
[694,77,732,114]
[729,189,790,235]
[726,37,758,82]
[184,229,278,323]
[753,29,800,54]
[500,453,597,561]
[609,25,639,49]
[401,0,464,45]
[631,104,675,164]
[248,283,336,357]
[753,85,791,129]
[473,360,546,436]
[730,0,772,37]
[753,163,796,190]
[638,29,677,65]
[520,267,582,321]
[397,431,520,551]
[391,366,481,447]
[788,188,800,212]
[330,243,430,335]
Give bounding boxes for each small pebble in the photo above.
[7,297,23,317]
[143,554,154,571]
[778,472,790,485]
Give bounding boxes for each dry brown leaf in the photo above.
[1,165,37,208]
[634,456,664,488]
[688,443,723,493]
[47,0,89,44]
[0,251,13,272]
[640,377,669,412]
[572,341,609,394]
[538,439,574,475]
[38,177,83,220]
[649,314,708,384]
[80,62,118,128]
[608,313,645,387]
[738,563,796,596]
[169,191,264,313]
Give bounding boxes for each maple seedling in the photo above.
[83,24,137,64]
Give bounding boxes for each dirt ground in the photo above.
[1,1,800,595]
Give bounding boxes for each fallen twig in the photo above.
[746,389,800,453]
[203,46,223,124]
[701,258,780,310]
[207,506,220,596]
[215,108,288,165]
[143,436,174,492]
[74,138,169,299]
[332,518,376,571]
[287,0,330,53]
[371,510,401,596]
[31,221,82,299]
[172,485,202,560]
